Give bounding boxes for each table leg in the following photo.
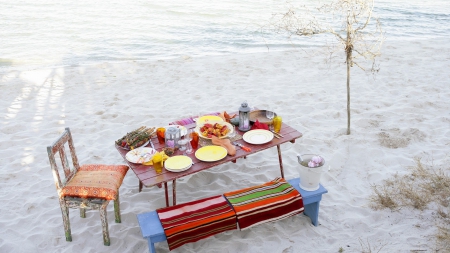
[139,181,143,192]
[172,180,177,206]
[276,144,285,178]
[164,182,169,207]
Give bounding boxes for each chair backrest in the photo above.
[47,127,80,191]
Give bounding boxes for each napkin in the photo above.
[211,136,236,156]
[250,119,269,130]
[142,151,169,166]
[219,111,237,123]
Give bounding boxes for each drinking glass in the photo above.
[152,152,164,174]
[227,125,236,139]
[185,129,194,154]
[156,127,166,144]
[177,139,188,151]
[266,108,275,130]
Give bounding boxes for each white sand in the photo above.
[1,38,449,252]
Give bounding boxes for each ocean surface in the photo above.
[1,0,449,72]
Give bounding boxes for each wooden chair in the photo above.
[47,127,129,246]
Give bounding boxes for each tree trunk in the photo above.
[346,49,351,135]
[346,25,352,135]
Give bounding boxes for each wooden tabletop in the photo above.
[115,122,302,188]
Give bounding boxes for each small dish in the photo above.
[243,130,274,145]
[249,110,278,124]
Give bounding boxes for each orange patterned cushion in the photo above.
[61,164,129,200]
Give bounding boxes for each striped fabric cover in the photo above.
[169,112,220,126]
[223,177,304,230]
[156,195,237,251]
[61,164,129,200]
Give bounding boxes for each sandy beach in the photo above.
[1,37,449,252]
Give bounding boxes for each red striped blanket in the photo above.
[156,195,237,251]
[223,177,304,230]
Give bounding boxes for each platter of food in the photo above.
[194,120,234,139]
[116,126,155,150]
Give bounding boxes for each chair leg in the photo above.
[59,198,72,242]
[100,201,110,246]
[114,193,121,223]
[80,208,86,218]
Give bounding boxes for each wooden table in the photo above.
[115,121,302,207]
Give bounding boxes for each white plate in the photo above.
[194,121,234,140]
[164,125,187,136]
[164,155,193,172]
[243,130,274,145]
[195,146,228,162]
[125,147,157,164]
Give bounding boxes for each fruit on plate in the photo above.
[199,122,230,138]
[116,126,155,150]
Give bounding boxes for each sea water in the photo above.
[1,0,449,72]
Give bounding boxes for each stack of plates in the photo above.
[164,155,193,172]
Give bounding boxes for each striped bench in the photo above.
[137,177,328,253]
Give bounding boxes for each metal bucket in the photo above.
[297,154,325,191]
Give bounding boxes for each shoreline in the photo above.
[2,36,448,75]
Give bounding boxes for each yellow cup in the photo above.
[152,152,164,174]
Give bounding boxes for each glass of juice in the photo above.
[156,127,165,144]
[152,152,164,174]
[190,131,199,150]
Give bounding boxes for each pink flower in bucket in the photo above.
[308,156,324,168]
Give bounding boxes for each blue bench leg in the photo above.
[303,201,321,226]
[147,238,156,253]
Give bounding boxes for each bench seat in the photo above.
[137,177,327,253]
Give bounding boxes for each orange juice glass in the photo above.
[156,127,165,144]
[190,132,199,149]
[152,152,164,174]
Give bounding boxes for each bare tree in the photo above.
[268,0,384,135]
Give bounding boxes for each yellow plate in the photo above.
[196,115,223,125]
[164,155,193,172]
[195,146,227,162]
